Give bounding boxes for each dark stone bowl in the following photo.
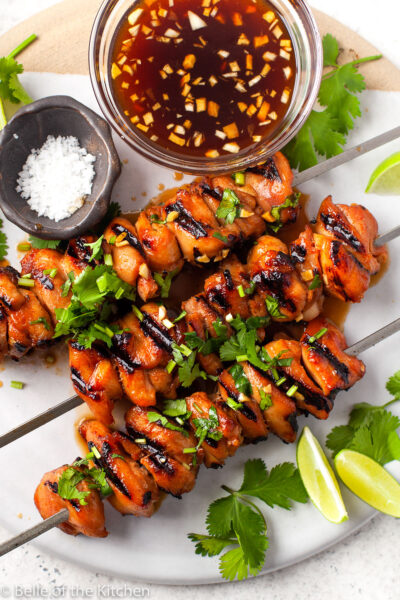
[0,95,121,240]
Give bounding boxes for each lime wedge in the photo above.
[297,426,348,524]
[365,151,400,194]
[334,449,400,517]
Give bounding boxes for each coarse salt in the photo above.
[16,135,96,222]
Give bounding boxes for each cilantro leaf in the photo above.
[349,411,400,465]
[57,467,89,506]
[188,534,235,557]
[153,268,180,298]
[76,322,122,349]
[283,34,381,171]
[326,425,355,456]
[28,236,61,250]
[216,189,241,224]
[269,194,300,233]
[0,218,8,261]
[239,459,308,509]
[386,370,400,400]
[309,273,322,290]
[84,235,104,262]
[206,496,236,537]
[219,546,264,581]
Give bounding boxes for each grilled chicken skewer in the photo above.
[1,315,400,557]
[0,195,390,445]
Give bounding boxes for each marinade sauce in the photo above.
[110,0,296,157]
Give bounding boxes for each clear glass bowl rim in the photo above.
[89,0,323,174]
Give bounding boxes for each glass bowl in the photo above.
[89,0,322,175]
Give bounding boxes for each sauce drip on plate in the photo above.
[111,0,296,156]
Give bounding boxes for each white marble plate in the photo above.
[0,73,400,584]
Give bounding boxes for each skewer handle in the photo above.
[293,126,400,186]
[375,225,400,247]
[0,395,83,449]
[347,317,400,356]
[0,509,68,557]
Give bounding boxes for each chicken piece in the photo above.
[125,406,200,468]
[242,362,298,443]
[104,217,158,301]
[300,317,365,397]
[34,465,107,537]
[248,235,307,321]
[245,152,296,221]
[118,431,196,498]
[290,226,324,321]
[316,197,387,274]
[182,294,227,375]
[218,369,268,442]
[20,249,71,323]
[164,187,233,264]
[69,342,123,425]
[266,338,332,419]
[203,256,252,320]
[0,305,7,360]
[0,266,54,359]
[196,179,266,241]
[314,234,370,303]
[135,205,184,273]
[186,392,243,468]
[112,305,180,406]
[79,420,160,517]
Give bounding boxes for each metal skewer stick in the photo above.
[1,314,400,558]
[292,126,400,186]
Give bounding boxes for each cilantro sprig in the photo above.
[268,193,300,233]
[189,459,308,581]
[0,218,8,261]
[57,452,112,506]
[326,370,400,465]
[284,34,382,171]
[216,189,242,224]
[0,34,37,130]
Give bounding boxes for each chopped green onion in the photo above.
[276,376,286,387]
[17,242,31,252]
[11,380,24,389]
[105,327,115,338]
[173,310,187,323]
[30,317,50,330]
[213,232,229,243]
[135,438,147,444]
[94,323,106,333]
[233,172,245,186]
[286,385,298,398]
[236,354,248,362]
[179,344,192,357]
[132,305,144,321]
[271,368,279,380]
[96,274,108,293]
[18,278,34,288]
[226,397,243,411]
[104,253,113,266]
[166,360,176,373]
[308,327,328,344]
[115,287,125,300]
[91,445,101,459]
[109,235,117,245]
[183,448,197,454]
[176,417,184,426]
[237,285,245,298]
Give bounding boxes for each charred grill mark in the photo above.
[199,182,223,201]
[112,332,140,373]
[126,425,176,477]
[246,157,281,181]
[13,342,27,354]
[290,243,306,264]
[70,366,100,401]
[320,212,364,253]
[253,270,297,314]
[223,269,234,290]
[140,313,173,352]
[75,238,95,263]
[112,224,145,257]
[304,336,350,384]
[69,499,81,510]
[70,341,87,352]
[166,201,208,239]
[142,491,152,506]
[45,480,58,494]
[218,380,258,423]
[287,412,299,433]
[0,294,12,309]
[206,286,229,311]
[88,440,132,499]
[275,369,331,412]
[0,306,5,320]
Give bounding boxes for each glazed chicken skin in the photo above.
[0,267,54,359]
[79,420,160,517]
[34,465,107,538]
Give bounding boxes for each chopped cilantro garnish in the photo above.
[30,317,50,330]
[84,235,104,262]
[216,189,241,224]
[28,236,61,250]
[147,411,188,436]
[268,194,300,233]
[229,363,252,397]
[213,232,229,243]
[193,405,223,449]
[154,268,180,298]
[0,218,8,261]
[57,452,112,506]
[309,273,322,290]
[259,388,272,410]
[265,295,285,319]
[150,214,167,225]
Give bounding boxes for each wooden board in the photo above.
[0,0,399,91]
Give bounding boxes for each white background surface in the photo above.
[1,0,400,598]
